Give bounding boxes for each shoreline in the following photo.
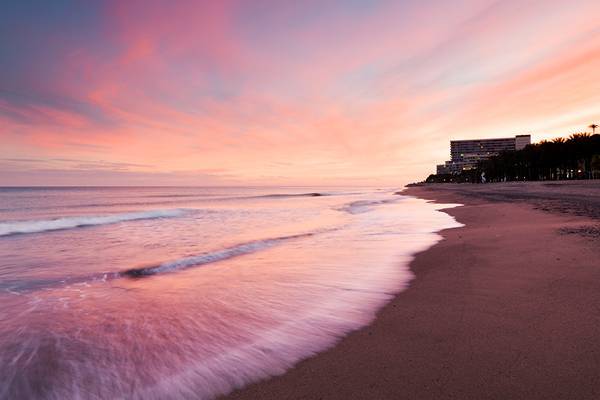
[224,182,600,399]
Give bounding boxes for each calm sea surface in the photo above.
[0,187,461,399]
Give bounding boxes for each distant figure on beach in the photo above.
[481,172,487,184]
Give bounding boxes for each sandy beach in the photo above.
[225,181,600,400]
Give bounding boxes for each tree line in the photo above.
[427,131,600,183]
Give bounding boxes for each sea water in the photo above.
[0,186,461,399]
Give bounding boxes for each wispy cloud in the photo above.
[1,0,599,185]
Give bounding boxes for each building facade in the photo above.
[437,134,530,175]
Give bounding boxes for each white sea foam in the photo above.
[339,198,400,214]
[0,209,186,236]
[0,189,464,400]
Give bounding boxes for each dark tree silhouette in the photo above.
[478,133,600,181]
[427,127,600,183]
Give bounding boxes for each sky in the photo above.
[1,0,600,186]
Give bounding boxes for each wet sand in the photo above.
[224,181,600,400]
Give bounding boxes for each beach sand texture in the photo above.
[225,181,600,400]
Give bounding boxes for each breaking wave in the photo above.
[0,209,186,237]
[122,232,316,277]
[2,232,321,293]
[338,198,400,214]
[0,192,330,213]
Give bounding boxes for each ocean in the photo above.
[0,186,461,399]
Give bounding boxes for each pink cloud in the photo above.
[2,0,600,185]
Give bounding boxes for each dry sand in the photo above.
[224,182,600,400]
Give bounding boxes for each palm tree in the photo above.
[570,132,591,140]
[590,124,598,134]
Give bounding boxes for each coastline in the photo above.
[224,182,600,399]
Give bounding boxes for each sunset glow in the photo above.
[2,0,600,186]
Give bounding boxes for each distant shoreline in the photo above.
[225,181,600,399]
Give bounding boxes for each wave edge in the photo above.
[0,209,186,237]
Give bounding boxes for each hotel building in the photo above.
[437,134,531,175]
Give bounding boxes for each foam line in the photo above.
[0,209,186,237]
[338,198,400,214]
[122,233,314,277]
